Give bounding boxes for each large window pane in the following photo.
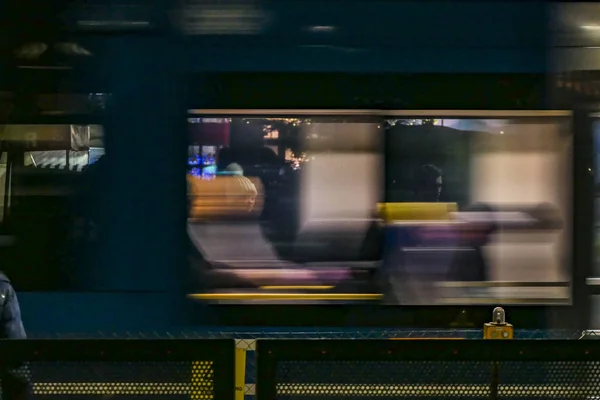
[186,112,572,305]
[384,116,571,305]
[186,115,383,303]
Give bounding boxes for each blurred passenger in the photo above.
[0,272,28,400]
[447,203,496,282]
[413,164,443,202]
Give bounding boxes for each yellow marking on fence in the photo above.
[191,361,214,400]
[235,348,247,400]
[276,383,591,397]
[27,381,591,398]
[31,382,198,396]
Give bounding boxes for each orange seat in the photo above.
[187,174,264,221]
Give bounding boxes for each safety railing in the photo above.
[4,334,600,400]
[0,339,235,400]
[22,329,600,400]
[256,339,600,400]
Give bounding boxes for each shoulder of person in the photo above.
[0,272,13,305]
[0,271,10,284]
[0,272,13,292]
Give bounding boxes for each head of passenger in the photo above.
[224,162,244,176]
[413,164,443,202]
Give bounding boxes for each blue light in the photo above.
[190,167,201,176]
[188,154,202,166]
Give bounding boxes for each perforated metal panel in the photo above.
[275,360,600,399]
[277,361,492,399]
[1,361,215,400]
[258,340,600,400]
[499,361,596,399]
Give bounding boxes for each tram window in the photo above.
[185,112,572,306]
[186,115,381,225]
[383,116,571,304]
[186,114,384,303]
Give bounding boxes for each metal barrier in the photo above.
[9,331,600,400]
[0,339,235,400]
[27,329,595,399]
[256,339,600,400]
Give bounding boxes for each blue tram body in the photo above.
[0,0,584,335]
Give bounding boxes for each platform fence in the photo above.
[25,328,599,399]
[0,339,235,400]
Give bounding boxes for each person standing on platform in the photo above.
[0,271,28,400]
[0,272,25,339]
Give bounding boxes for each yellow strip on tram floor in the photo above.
[189,293,567,303]
[188,293,383,301]
[276,383,592,397]
[32,382,203,396]
[389,338,465,340]
[259,285,334,290]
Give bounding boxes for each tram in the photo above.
[0,0,593,332]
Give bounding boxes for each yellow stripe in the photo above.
[276,383,585,397]
[188,293,382,301]
[259,285,334,290]
[32,382,201,396]
[30,382,589,398]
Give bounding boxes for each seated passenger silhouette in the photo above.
[447,203,496,283]
[413,164,443,202]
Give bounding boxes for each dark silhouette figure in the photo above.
[0,272,28,400]
[0,272,25,339]
[447,203,496,282]
[413,164,443,202]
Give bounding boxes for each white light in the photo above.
[500,131,504,134]
[581,25,600,30]
[308,25,335,32]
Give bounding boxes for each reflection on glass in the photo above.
[186,114,572,306]
[384,118,570,305]
[0,124,106,290]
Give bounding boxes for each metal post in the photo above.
[484,307,513,400]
